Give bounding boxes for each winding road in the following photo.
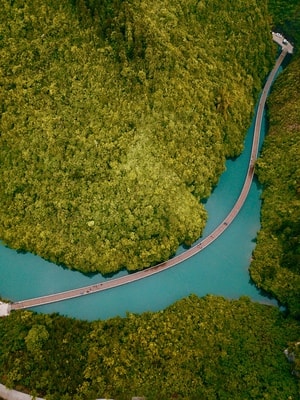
[11,47,289,311]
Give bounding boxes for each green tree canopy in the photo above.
[0,0,274,274]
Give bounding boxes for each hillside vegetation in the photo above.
[249,55,300,317]
[0,0,274,273]
[249,0,300,318]
[1,296,299,399]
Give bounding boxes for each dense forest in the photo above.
[0,0,300,399]
[0,296,299,400]
[249,54,300,318]
[249,0,300,317]
[0,0,274,274]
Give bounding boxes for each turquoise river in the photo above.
[0,105,278,320]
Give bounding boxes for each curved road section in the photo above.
[11,47,289,311]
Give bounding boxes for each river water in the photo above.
[0,107,278,320]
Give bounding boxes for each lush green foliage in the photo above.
[0,1,299,398]
[0,0,274,273]
[0,296,299,399]
[0,310,91,399]
[250,57,300,317]
[1,2,300,400]
[250,1,300,348]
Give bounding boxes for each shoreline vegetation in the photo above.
[248,0,300,319]
[0,0,299,399]
[249,53,300,318]
[1,296,299,400]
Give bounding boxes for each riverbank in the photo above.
[1,295,298,399]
